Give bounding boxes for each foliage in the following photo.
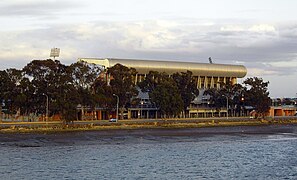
[172,71,199,117]
[92,77,113,108]
[204,88,226,109]
[150,78,183,118]
[204,81,245,117]
[0,59,104,122]
[68,61,103,114]
[107,63,139,119]
[243,77,271,118]
[204,77,271,118]
[139,71,184,118]
[1,59,272,121]
[138,71,169,93]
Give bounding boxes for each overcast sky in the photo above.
[1,0,297,97]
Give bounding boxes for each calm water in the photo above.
[1,125,297,179]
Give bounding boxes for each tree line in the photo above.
[0,59,271,121]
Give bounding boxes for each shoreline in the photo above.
[1,120,297,147]
[1,118,297,134]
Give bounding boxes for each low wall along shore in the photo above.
[1,116,297,133]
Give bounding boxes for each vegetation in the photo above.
[204,78,271,118]
[0,60,103,122]
[172,71,199,118]
[243,77,271,118]
[0,59,271,121]
[138,71,198,118]
[107,63,139,119]
[150,75,183,118]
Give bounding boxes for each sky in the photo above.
[1,0,297,97]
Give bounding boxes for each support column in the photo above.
[128,109,131,119]
[135,74,138,85]
[231,77,237,85]
[217,77,221,89]
[211,76,214,88]
[107,73,111,86]
[198,76,202,89]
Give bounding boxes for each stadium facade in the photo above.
[78,58,248,119]
[79,58,247,89]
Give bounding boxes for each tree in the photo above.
[68,61,102,117]
[23,59,80,122]
[204,81,245,117]
[204,88,226,110]
[0,70,11,118]
[139,71,183,118]
[150,79,183,118]
[243,77,271,118]
[4,68,25,115]
[172,71,199,118]
[107,64,139,119]
[138,71,168,93]
[93,77,114,108]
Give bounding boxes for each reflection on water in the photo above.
[1,125,297,179]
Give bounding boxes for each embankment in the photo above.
[1,117,297,133]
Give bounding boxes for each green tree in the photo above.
[172,71,199,118]
[68,61,102,116]
[139,71,183,118]
[23,59,80,122]
[204,81,244,117]
[93,77,113,108]
[4,68,25,115]
[243,77,271,118]
[150,79,183,118]
[0,70,11,117]
[138,71,168,93]
[204,88,225,110]
[107,64,139,119]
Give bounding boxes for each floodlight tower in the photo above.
[50,48,60,60]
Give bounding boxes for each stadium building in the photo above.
[78,58,247,119]
[79,58,247,89]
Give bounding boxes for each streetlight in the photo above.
[113,94,119,120]
[140,100,144,119]
[43,93,49,122]
[241,96,245,116]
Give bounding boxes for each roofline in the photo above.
[78,58,247,78]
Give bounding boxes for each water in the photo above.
[1,125,297,179]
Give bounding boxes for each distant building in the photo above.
[78,58,247,89]
[78,58,248,119]
[269,98,297,117]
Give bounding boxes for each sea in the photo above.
[1,125,297,180]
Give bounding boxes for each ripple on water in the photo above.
[1,126,297,179]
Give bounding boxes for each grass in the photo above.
[1,118,297,134]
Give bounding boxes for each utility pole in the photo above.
[113,94,119,120]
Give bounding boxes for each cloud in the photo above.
[248,24,276,33]
[0,0,80,17]
[268,59,297,68]
[1,19,297,75]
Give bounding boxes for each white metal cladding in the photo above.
[78,58,247,78]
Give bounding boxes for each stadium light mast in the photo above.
[50,47,60,60]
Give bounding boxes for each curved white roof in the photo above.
[79,58,247,78]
